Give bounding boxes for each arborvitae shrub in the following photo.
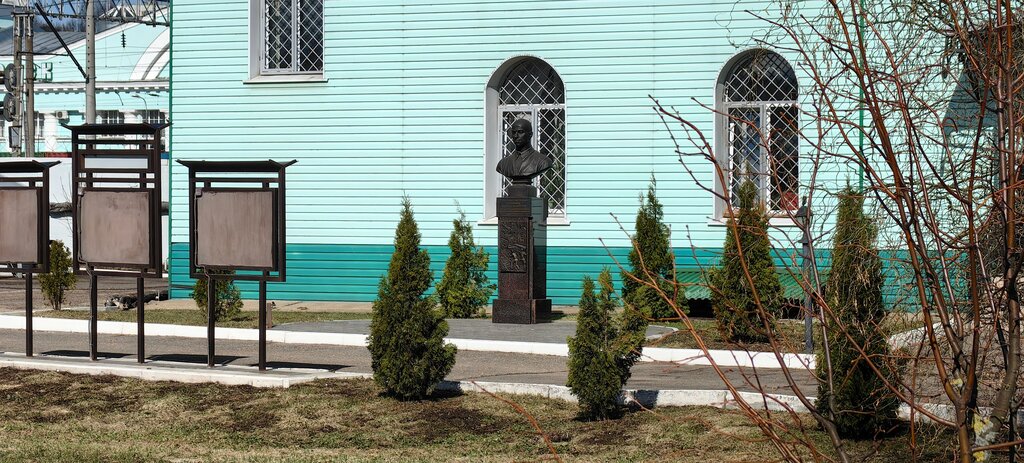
[437,210,494,318]
[368,198,456,400]
[708,179,783,343]
[192,269,243,322]
[816,189,898,438]
[568,268,647,420]
[38,240,75,310]
[622,177,686,320]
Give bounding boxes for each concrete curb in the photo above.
[0,354,371,388]
[0,315,816,369]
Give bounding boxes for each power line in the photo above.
[32,0,169,26]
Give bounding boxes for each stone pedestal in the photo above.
[493,184,551,324]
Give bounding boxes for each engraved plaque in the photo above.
[197,190,275,268]
[79,190,152,266]
[498,218,529,273]
[0,189,40,263]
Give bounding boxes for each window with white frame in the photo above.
[485,58,567,218]
[253,0,324,76]
[98,110,125,125]
[138,110,166,125]
[716,50,800,217]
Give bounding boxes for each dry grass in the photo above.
[0,368,967,462]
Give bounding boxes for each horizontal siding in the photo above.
[168,242,920,308]
[170,0,809,251]
[167,242,784,305]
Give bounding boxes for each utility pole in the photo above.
[85,0,95,123]
[10,12,21,156]
[24,9,33,156]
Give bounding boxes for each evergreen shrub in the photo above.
[38,240,75,311]
[622,177,686,320]
[192,270,243,322]
[568,268,647,420]
[816,188,898,438]
[437,210,494,318]
[368,198,456,400]
[708,179,783,343]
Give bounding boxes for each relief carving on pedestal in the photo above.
[499,219,529,273]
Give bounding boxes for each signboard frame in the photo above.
[69,123,167,363]
[177,159,296,370]
[0,159,59,357]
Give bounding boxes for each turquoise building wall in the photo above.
[168,1,852,304]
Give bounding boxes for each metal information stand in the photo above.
[177,160,295,371]
[0,160,58,357]
[70,123,165,362]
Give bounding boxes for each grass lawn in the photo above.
[35,309,371,329]
[0,368,964,462]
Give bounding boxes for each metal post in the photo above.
[84,0,96,124]
[25,272,32,357]
[89,272,97,360]
[798,197,814,355]
[136,277,144,363]
[258,280,267,371]
[207,274,215,368]
[24,13,33,157]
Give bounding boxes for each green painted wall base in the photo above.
[168,243,817,305]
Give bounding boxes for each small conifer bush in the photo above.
[622,177,686,320]
[816,189,898,438]
[38,240,75,311]
[192,270,243,322]
[437,210,494,318]
[368,198,456,400]
[708,179,783,343]
[568,268,647,420]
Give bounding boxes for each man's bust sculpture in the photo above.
[496,119,553,183]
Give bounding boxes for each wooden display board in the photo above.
[69,123,167,363]
[0,160,59,358]
[177,159,295,371]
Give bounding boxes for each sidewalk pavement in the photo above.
[0,315,815,369]
[0,328,818,411]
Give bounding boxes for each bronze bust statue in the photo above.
[496,119,553,183]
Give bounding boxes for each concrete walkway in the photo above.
[0,328,818,409]
[0,314,815,369]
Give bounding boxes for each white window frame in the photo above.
[713,50,800,224]
[248,0,325,83]
[98,110,125,125]
[482,56,569,225]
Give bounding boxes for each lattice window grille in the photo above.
[262,0,323,74]
[497,59,566,216]
[722,51,799,213]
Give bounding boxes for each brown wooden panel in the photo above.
[79,191,152,266]
[196,190,275,269]
[0,189,40,263]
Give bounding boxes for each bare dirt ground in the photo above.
[0,275,168,312]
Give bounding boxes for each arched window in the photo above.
[485,57,566,219]
[716,50,799,217]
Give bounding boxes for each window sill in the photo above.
[708,216,800,227]
[244,74,328,84]
[478,216,571,226]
